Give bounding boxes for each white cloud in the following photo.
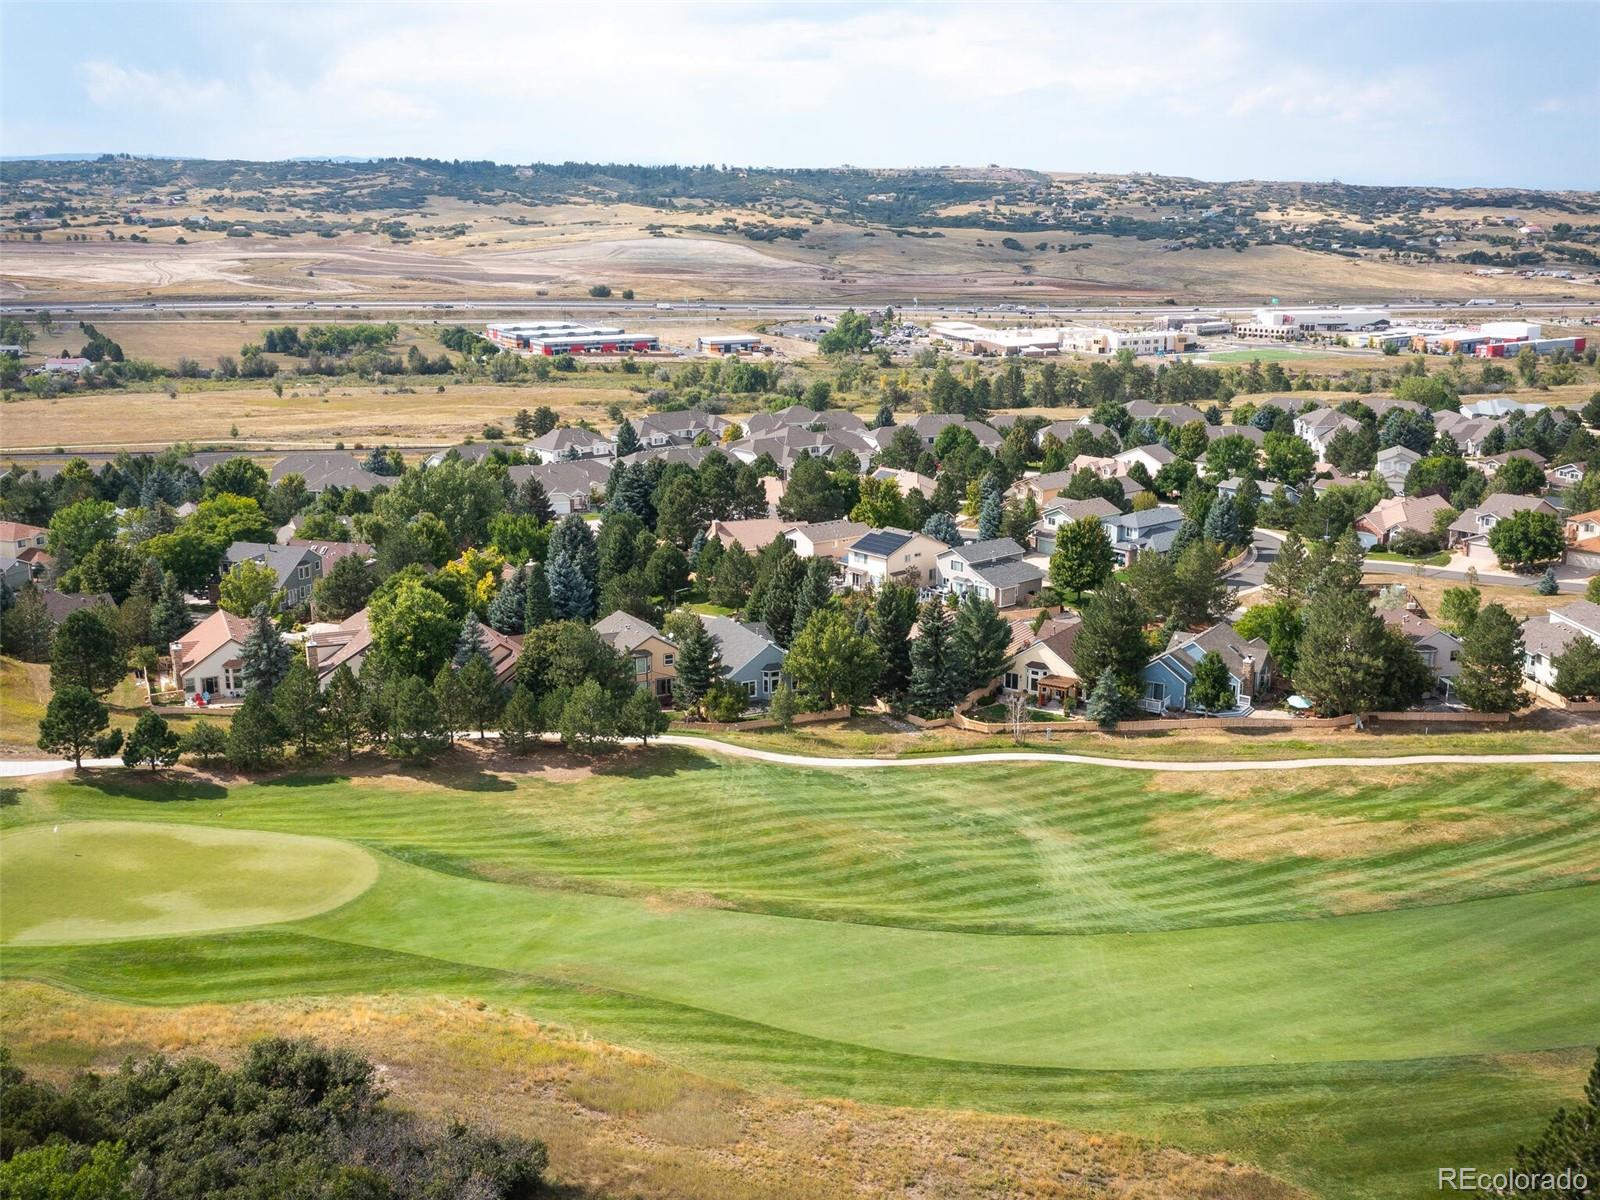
[79,60,227,113]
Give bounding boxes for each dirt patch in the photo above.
[1149,806,1545,862]
[1,982,1298,1200]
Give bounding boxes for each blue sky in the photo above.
[2,1,1596,188]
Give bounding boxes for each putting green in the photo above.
[0,821,378,945]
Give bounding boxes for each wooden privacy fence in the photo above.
[950,709,1515,736]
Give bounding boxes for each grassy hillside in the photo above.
[1,754,1594,1197]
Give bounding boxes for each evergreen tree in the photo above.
[951,594,1011,695]
[226,691,286,770]
[791,556,835,634]
[559,678,621,753]
[870,580,918,696]
[757,560,799,646]
[546,551,594,621]
[909,598,959,713]
[768,680,799,730]
[36,684,114,768]
[179,721,228,765]
[1172,540,1235,628]
[515,476,553,524]
[239,603,292,697]
[671,616,724,714]
[49,607,124,696]
[921,511,962,547]
[614,417,642,456]
[708,539,755,608]
[453,611,489,668]
[487,564,528,634]
[272,659,326,756]
[1202,495,1241,549]
[0,586,55,661]
[390,675,447,762]
[498,685,544,753]
[1293,586,1409,716]
[524,561,553,629]
[1188,651,1234,711]
[122,711,180,771]
[433,664,467,744]
[618,684,669,745]
[457,651,506,738]
[322,663,366,759]
[1085,670,1131,729]
[686,528,707,569]
[547,513,599,596]
[977,491,1003,542]
[1552,636,1600,700]
[1263,530,1310,606]
[1534,566,1560,596]
[1457,602,1526,713]
[1070,580,1148,696]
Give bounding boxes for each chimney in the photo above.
[305,640,319,673]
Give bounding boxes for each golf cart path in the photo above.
[6,736,1600,778]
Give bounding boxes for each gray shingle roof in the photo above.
[703,616,782,675]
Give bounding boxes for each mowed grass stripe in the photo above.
[6,758,1597,936]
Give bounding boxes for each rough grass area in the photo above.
[0,656,228,752]
[1,754,1595,1197]
[0,982,1295,1200]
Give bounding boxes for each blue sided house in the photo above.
[1139,622,1274,715]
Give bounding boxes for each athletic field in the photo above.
[2,752,1595,1198]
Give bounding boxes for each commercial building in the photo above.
[696,334,763,355]
[1057,326,1188,356]
[1474,335,1586,359]
[1235,308,1390,340]
[930,322,1062,356]
[485,321,659,356]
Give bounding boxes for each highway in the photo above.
[3,296,1598,320]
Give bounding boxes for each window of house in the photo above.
[1145,681,1165,703]
[1003,671,1019,691]
[761,666,781,696]
[298,564,311,579]
[663,653,675,666]
[744,680,757,697]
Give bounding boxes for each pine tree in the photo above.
[498,686,543,753]
[322,663,366,759]
[977,491,1003,543]
[433,664,467,744]
[37,684,112,769]
[456,652,505,738]
[708,540,755,608]
[515,476,553,524]
[548,513,599,595]
[791,557,835,635]
[1085,670,1130,728]
[226,691,286,770]
[910,598,959,713]
[487,565,527,634]
[390,675,446,762]
[453,611,489,668]
[1070,580,1148,696]
[121,711,180,771]
[239,603,292,698]
[1457,602,1526,713]
[1202,495,1241,549]
[768,681,799,730]
[614,417,641,457]
[671,616,724,714]
[951,594,1011,695]
[618,684,669,745]
[1263,530,1310,607]
[272,659,326,757]
[870,581,918,696]
[0,586,55,661]
[524,562,553,630]
[546,551,594,621]
[921,511,962,547]
[686,529,707,569]
[1293,586,1390,716]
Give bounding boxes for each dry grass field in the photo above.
[0,980,1294,1200]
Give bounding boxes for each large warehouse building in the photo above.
[486,321,660,355]
[1236,307,1391,339]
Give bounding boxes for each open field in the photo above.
[1363,573,1576,624]
[2,753,1595,1198]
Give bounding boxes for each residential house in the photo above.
[1139,622,1273,714]
[869,466,938,500]
[996,615,1083,708]
[1066,454,1122,481]
[40,357,91,375]
[1432,411,1501,456]
[424,442,508,468]
[527,426,615,464]
[1473,448,1548,477]
[1380,609,1463,695]
[1521,601,1600,688]
[1101,505,1185,565]
[595,611,678,704]
[1546,462,1586,491]
[703,616,786,705]
[1293,408,1361,461]
[1033,497,1121,557]
[1375,445,1422,492]
[1206,423,1266,447]
[0,557,34,591]
[35,587,114,622]
[1565,508,1600,552]
[285,537,376,573]
[223,541,323,610]
[1125,400,1206,427]
[269,452,388,494]
[0,521,48,557]
[1446,495,1559,560]
[171,608,253,702]
[507,460,611,515]
[706,517,792,552]
[1354,494,1454,546]
[620,444,723,471]
[635,408,727,447]
[306,609,372,685]
[785,520,871,562]
[1113,443,1175,477]
[1463,397,1543,419]
[936,538,1044,609]
[868,414,1001,453]
[744,405,866,437]
[840,528,946,591]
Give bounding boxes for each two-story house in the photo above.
[935,538,1044,609]
[840,528,946,592]
[595,611,678,703]
[1139,622,1273,715]
[1446,495,1560,561]
[1033,497,1121,557]
[1380,609,1463,696]
[223,541,323,610]
[1100,506,1185,565]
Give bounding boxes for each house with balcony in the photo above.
[840,528,946,591]
[1139,622,1273,715]
[595,610,678,703]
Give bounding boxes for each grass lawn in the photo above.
[1367,551,1451,567]
[1,753,1595,1197]
[0,657,228,752]
[1200,348,1321,363]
